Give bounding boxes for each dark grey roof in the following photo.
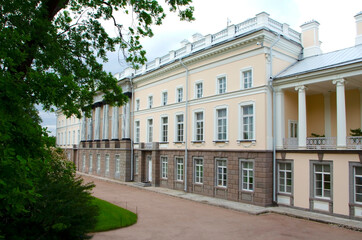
[275,44,362,79]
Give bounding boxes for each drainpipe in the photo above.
[129,74,134,181]
[268,33,280,204]
[179,59,189,192]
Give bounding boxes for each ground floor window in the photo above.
[161,156,168,179]
[278,162,292,194]
[176,157,184,181]
[82,154,86,171]
[216,159,227,187]
[354,166,362,204]
[313,163,332,199]
[97,154,101,172]
[194,157,203,184]
[115,155,120,174]
[135,155,139,174]
[241,160,254,191]
[105,154,110,173]
[89,154,93,172]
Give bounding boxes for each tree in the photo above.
[0,0,194,238]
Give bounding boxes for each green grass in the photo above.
[91,197,137,232]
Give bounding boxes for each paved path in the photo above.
[83,175,362,240]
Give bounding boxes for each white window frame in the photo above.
[238,101,256,141]
[115,154,120,174]
[216,74,227,94]
[176,86,183,103]
[194,157,203,184]
[148,95,153,109]
[278,162,292,194]
[97,154,101,172]
[160,115,168,143]
[216,158,227,187]
[193,109,204,142]
[161,156,168,179]
[194,80,203,99]
[175,157,184,181]
[240,67,253,89]
[135,98,140,111]
[214,106,228,141]
[161,91,168,106]
[134,120,140,143]
[175,113,184,142]
[147,118,153,143]
[240,159,254,191]
[313,163,332,200]
[288,120,298,138]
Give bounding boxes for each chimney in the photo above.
[300,20,322,58]
[355,11,362,45]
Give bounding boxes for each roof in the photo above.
[275,44,362,79]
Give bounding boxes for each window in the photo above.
[354,166,362,203]
[82,154,86,171]
[135,156,139,174]
[194,157,203,184]
[176,114,184,142]
[216,159,227,187]
[148,95,153,109]
[135,120,140,143]
[195,82,203,98]
[289,120,298,138]
[162,91,168,106]
[161,117,168,142]
[147,119,153,143]
[240,104,254,140]
[216,108,227,141]
[194,111,204,141]
[97,154,101,172]
[136,99,140,111]
[176,157,184,181]
[89,154,93,173]
[241,160,254,191]
[177,87,183,102]
[278,162,292,194]
[115,155,120,174]
[161,156,168,179]
[105,154,110,173]
[314,163,331,199]
[217,76,226,94]
[242,69,252,89]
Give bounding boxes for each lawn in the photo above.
[92,197,138,232]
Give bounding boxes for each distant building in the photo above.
[56,11,362,219]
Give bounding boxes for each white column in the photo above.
[81,112,86,141]
[275,89,285,149]
[94,106,101,140]
[324,93,331,137]
[333,79,347,148]
[102,104,109,140]
[111,106,119,140]
[295,86,307,148]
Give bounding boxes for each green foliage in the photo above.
[350,128,362,136]
[92,197,137,232]
[310,133,325,138]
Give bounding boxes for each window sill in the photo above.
[310,197,332,202]
[161,178,168,180]
[213,140,229,143]
[193,182,203,186]
[215,186,227,189]
[191,141,205,143]
[240,189,254,193]
[159,142,169,144]
[237,139,256,143]
[173,141,185,144]
[277,192,292,196]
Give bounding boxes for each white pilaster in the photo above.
[266,87,273,150]
[102,104,109,140]
[94,106,101,140]
[111,106,119,140]
[324,93,331,137]
[275,89,285,149]
[333,79,347,148]
[295,86,307,148]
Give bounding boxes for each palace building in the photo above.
[56,11,362,219]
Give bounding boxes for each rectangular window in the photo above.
[241,160,254,191]
[195,112,204,141]
[177,87,183,102]
[242,70,252,89]
[161,117,168,142]
[97,154,101,172]
[89,154,93,172]
[105,154,110,173]
[278,162,292,194]
[314,164,331,199]
[241,105,254,140]
[135,120,140,143]
[217,76,226,94]
[136,99,140,111]
[162,91,168,106]
[135,155,139,174]
[176,114,184,142]
[216,108,227,141]
[161,156,168,179]
[195,82,203,98]
[194,157,203,184]
[176,157,184,181]
[216,159,227,187]
[147,119,153,143]
[115,155,120,173]
[354,166,362,203]
[148,96,153,109]
[82,154,86,171]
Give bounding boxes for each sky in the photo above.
[40,0,361,136]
